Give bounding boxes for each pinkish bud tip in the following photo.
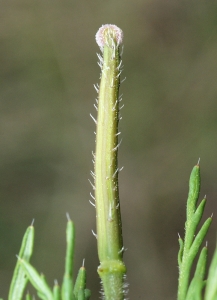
[96,24,123,48]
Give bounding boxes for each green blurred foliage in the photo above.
[1,0,217,299]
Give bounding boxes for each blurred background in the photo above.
[1,0,217,299]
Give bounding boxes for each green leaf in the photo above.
[61,276,74,300]
[61,214,75,300]
[77,289,85,300]
[178,235,184,266]
[186,163,200,220]
[8,224,34,300]
[189,217,212,261]
[185,198,207,251]
[18,258,53,300]
[186,246,208,300]
[178,163,211,300]
[205,244,217,300]
[74,264,87,298]
[25,292,33,300]
[185,277,205,300]
[53,281,61,300]
[194,246,208,279]
[84,289,91,300]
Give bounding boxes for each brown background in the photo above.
[1,1,217,299]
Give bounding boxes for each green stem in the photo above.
[94,24,126,300]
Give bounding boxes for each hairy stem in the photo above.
[94,24,126,300]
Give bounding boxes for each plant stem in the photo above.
[94,24,126,300]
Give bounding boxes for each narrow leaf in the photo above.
[178,163,211,300]
[186,246,208,300]
[194,246,208,279]
[74,265,86,298]
[25,292,32,300]
[53,281,61,300]
[84,289,91,300]
[186,198,207,251]
[61,215,75,300]
[19,258,53,300]
[178,235,184,266]
[185,277,205,300]
[77,289,85,300]
[205,244,217,300]
[186,163,200,220]
[9,224,34,300]
[189,217,212,261]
